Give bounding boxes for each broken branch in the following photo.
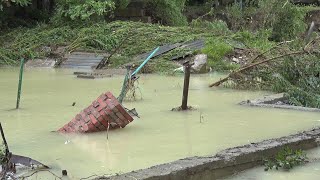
[209,51,304,87]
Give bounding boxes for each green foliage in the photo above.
[264,147,308,171]
[270,2,307,41]
[147,0,188,26]
[222,0,307,41]
[0,0,32,29]
[271,55,320,108]
[0,143,5,164]
[190,20,230,35]
[0,0,31,10]
[232,30,275,51]
[55,0,115,21]
[0,21,223,71]
[202,38,235,71]
[114,0,131,9]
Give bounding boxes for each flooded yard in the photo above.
[0,68,319,179]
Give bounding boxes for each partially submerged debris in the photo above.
[60,52,108,69]
[25,58,56,68]
[77,73,112,79]
[239,93,320,112]
[171,106,195,111]
[0,123,49,179]
[58,92,134,133]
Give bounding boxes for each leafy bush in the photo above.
[202,38,235,71]
[55,0,116,21]
[264,147,308,171]
[271,55,320,108]
[270,2,306,42]
[190,19,230,35]
[147,0,188,26]
[223,0,307,42]
[0,0,31,10]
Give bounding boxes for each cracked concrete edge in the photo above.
[239,93,320,112]
[97,127,320,180]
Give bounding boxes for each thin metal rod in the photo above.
[16,58,25,109]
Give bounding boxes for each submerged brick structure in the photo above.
[58,92,134,133]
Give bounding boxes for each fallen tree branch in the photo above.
[248,40,293,64]
[209,51,304,87]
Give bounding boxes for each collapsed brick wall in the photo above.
[58,92,134,133]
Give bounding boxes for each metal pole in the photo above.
[131,47,159,77]
[16,58,25,109]
[181,61,192,110]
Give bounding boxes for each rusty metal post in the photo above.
[181,61,192,110]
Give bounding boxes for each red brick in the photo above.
[97,99,107,112]
[108,111,118,121]
[80,111,87,120]
[83,107,89,115]
[110,96,120,106]
[97,115,109,128]
[65,126,74,133]
[116,104,134,122]
[106,99,115,109]
[83,114,91,123]
[98,93,108,100]
[68,121,75,128]
[92,100,100,108]
[105,92,114,99]
[58,91,134,133]
[81,124,89,132]
[87,122,99,132]
[98,124,106,131]
[116,112,126,120]
[75,114,82,121]
[102,111,113,123]
[90,106,101,119]
[58,127,67,133]
[89,114,101,127]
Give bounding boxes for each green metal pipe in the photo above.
[131,47,159,77]
[16,58,25,109]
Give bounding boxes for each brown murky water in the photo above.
[0,68,319,179]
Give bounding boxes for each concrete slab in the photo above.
[239,93,320,112]
[97,127,320,180]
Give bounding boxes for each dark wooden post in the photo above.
[181,61,192,110]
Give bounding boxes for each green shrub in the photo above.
[55,0,116,21]
[264,147,307,171]
[0,0,31,10]
[232,30,274,51]
[271,55,320,108]
[270,2,306,42]
[202,38,235,71]
[190,20,230,35]
[147,0,187,26]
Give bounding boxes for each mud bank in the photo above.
[99,127,320,180]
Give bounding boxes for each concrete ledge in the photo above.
[98,127,320,180]
[239,93,320,112]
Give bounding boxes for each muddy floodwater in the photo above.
[0,68,320,179]
[226,148,320,180]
